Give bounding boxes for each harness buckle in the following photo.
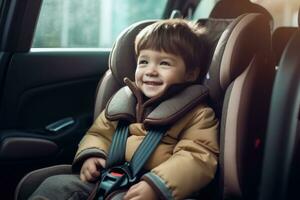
[95,162,137,200]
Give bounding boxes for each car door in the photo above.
[0,0,167,199]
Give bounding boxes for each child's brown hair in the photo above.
[135,18,207,81]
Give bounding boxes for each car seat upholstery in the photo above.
[93,20,156,120]
[209,0,274,30]
[198,14,274,199]
[14,165,72,200]
[272,27,297,66]
[259,28,300,200]
[15,14,274,200]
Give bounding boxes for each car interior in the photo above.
[259,17,300,200]
[0,0,299,200]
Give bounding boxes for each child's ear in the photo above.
[185,67,200,81]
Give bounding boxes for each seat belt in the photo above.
[94,120,168,200]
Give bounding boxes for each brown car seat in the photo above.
[15,13,274,200]
[272,27,298,66]
[260,12,300,200]
[198,13,274,199]
[209,0,273,30]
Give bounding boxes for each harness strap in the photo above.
[105,121,129,168]
[95,121,167,199]
[130,127,166,177]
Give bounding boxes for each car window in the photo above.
[192,0,217,20]
[32,0,166,49]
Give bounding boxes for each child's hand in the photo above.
[123,181,158,200]
[80,157,106,182]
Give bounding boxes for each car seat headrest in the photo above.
[272,27,298,66]
[198,14,270,115]
[109,20,156,85]
[209,0,274,30]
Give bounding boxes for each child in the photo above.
[29,18,219,200]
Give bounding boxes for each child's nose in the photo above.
[145,65,158,76]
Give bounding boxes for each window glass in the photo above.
[32,0,166,48]
[193,0,217,20]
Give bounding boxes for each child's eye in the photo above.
[160,61,171,66]
[138,60,148,65]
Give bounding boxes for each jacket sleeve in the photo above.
[141,106,219,200]
[72,110,117,172]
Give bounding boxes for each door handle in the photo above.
[45,117,75,132]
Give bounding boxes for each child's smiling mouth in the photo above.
[143,81,163,86]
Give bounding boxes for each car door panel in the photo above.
[0,51,109,129]
[0,50,109,199]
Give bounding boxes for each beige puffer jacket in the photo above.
[73,79,219,200]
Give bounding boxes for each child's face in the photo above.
[135,49,195,98]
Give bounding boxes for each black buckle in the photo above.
[95,162,137,200]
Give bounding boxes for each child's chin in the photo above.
[144,93,158,98]
[144,91,162,98]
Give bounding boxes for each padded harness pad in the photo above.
[105,83,208,127]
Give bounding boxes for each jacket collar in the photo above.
[105,78,208,128]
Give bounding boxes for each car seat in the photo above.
[272,27,298,67]
[209,0,274,30]
[259,14,300,200]
[15,13,274,200]
[198,14,274,200]
[271,9,299,68]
